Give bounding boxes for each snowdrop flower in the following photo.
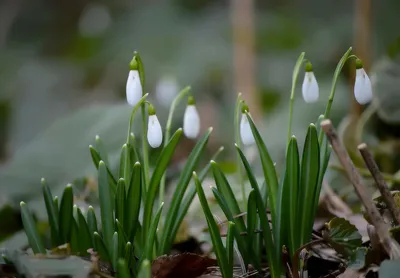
[354,58,373,105]
[301,61,319,103]
[147,104,163,148]
[126,56,143,106]
[240,103,255,145]
[183,96,200,139]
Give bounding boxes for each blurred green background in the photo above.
[1,0,400,248]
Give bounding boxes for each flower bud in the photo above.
[147,104,163,148]
[183,96,200,139]
[301,62,319,103]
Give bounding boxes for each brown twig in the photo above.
[358,143,400,225]
[321,119,400,259]
[292,239,325,278]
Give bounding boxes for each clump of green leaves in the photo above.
[19,52,223,277]
[195,47,371,278]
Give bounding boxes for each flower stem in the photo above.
[287,52,305,144]
[159,86,191,206]
[126,94,149,144]
[234,93,246,207]
[141,103,150,189]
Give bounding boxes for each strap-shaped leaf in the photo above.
[142,128,182,241]
[126,162,142,242]
[226,221,235,278]
[170,146,224,250]
[95,135,109,166]
[115,179,126,229]
[59,184,73,244]
[119,144,131,186]
[235,145,280,277]
[143,203,164,262]
[245,112,279,222]
[159,128,212,254]
[193,172,229,278]
[112,232,119,270]
[299,124,320,245]
[283,136,300,256]
[98,161,114,253]
[77,207,93,255]
[94,232,110,261]
[247,190,261,270]
[211,187,249,267]
[41,178,60,246]
[20,202,46,254]
[89,146,117,193]
[87,206,98,246]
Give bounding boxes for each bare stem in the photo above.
[358,143,400,225]
[321,119,400,259]
[292,239,325,278]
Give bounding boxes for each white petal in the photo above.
[354,68,373,105]
[240,114,255,145]
[126,70,143,106]
[147,115,163,148]
[301,72,319,103]
[183,105,200,139]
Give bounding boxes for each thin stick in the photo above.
[358,143,400,225]
[321,119,400,259]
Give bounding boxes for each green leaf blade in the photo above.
[87,206,98,246]
[144,203,164,262]
[142,128,182,241]
[77,207,93,255]
[126,162,142,242]
[193,172,229,278]
[94,232,110,261]
[245,113,279,222]
[98,161,115,253]
[299,124,320,245]
[159,128,212,254]
[115,179,126,230]
[59,184,73,244]
[41,178,60,246]
[20,202,46,254]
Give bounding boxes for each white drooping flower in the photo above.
[240,104,255,145]
[147,104,163,148]
[354,59,373,105]
[301,62,319,103]
[126,57,143,106]
[183,96,200,139]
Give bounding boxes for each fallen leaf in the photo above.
[152,253,217,278]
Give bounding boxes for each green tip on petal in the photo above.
[148,103,156,115]
[355,58,363,69]
[129,56,139,70]
[188,95,196,105]
[305,61,313,72]
[241,102,249,114]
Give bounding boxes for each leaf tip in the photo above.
[20,201,26,207]
[95,135,100,140]
[40,177,46,185]
[134,161,141,167]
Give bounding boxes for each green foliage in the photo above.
[201,48,358,278]
[323,217,363,255]
[20,54,221,276]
